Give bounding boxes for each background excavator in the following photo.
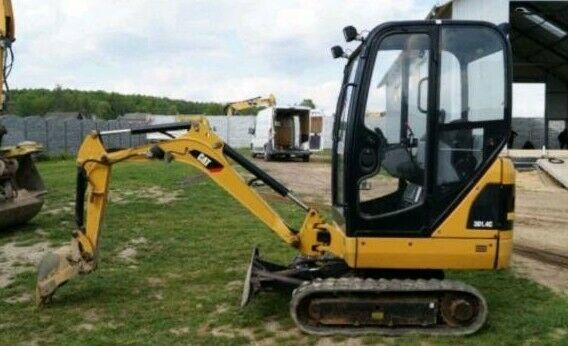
[224,94,276,116]
[36,20,514,336]
[0,0,46,230]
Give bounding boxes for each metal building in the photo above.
[429,0,568,148]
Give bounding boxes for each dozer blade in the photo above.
[241,247,304,308]
[241,247,261,307]
[36,240,93,305]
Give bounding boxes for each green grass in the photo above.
[0,159,567,345]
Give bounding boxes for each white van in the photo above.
[249,107,312,161]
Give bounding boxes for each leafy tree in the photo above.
[299,99,316,109]
[6,87,230,118]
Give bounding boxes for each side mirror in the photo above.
[331,46,346,59]
[343,26,358,42]
[248,127,255,135]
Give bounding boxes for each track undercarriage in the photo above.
[242,248,487,336]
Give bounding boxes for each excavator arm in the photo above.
[224,94,276,116]
[0,0,14,111]
[36,117,345,303]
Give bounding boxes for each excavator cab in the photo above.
[332,21,512,237]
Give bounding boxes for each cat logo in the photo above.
[189,150,224,173]
[197,153,212,167]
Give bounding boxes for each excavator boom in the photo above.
[224,94,276,116]
[36,117,342,303]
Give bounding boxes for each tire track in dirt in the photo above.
[514,245,568,269]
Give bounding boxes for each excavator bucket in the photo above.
[0,140,46,230]
[36,240,87,305]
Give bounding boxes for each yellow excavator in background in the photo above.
[0,0,46,230]
[224,94,276,116]
[37,21,514,336]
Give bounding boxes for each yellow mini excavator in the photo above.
[224,94,276,116]
[0,0,46,230]
[37,21,514,336]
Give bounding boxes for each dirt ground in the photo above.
[513,170,568,294]
[0,241,54,291]
[253,157,568,295]
[250,157,332,207]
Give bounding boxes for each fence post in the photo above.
[226,117,231,145]
[63,120,68,153]
[45,120,49,151]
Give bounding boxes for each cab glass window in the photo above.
[437,26,507,197]
[360,33,430,217]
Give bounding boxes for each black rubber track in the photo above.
[290,277,488,336]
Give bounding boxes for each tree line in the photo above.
[5,87,318,119]
[6,87,227,119]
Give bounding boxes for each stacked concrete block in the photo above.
[206,116,228,142]
[1,114,340,155]
[46,118,66,154]
[0,115,25,145]
[65,119,83,154]
[227,116,255,148]
[25,116,47,147]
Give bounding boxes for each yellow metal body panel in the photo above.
[432,158,511,239]
[497,231,513,269]
[0,0,14,111]
[0,0,14,39]
[310,158,515,271]
[354,238,497,269]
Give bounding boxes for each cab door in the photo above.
[345,25,436,236]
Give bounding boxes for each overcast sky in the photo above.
[9,0,435,113]
[10,0,543,117]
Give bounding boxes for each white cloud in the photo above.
[10,0,432,113]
